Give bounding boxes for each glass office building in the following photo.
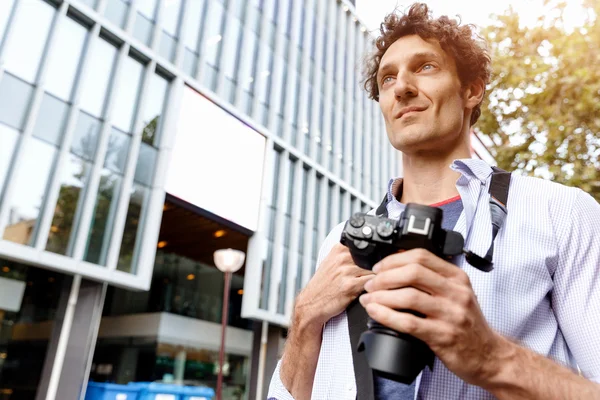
[0,0,402,398]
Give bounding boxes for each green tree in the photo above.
[477,0,600,200]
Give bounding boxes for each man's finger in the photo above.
[360,287,446,318]
[363,303,437,342]
[374,248,459,278]
[365,263,448,295]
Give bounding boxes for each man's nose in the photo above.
[394,71,418,99]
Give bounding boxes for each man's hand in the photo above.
[296,243,375,328]
[280,243,374,400]
[359,248,503,386]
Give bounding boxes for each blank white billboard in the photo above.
[165,87,266,231]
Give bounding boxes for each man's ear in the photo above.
[464,78,485,110]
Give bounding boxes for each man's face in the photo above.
[377,34,471,155]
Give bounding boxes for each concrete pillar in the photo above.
[35,278,107,400]
[174,349,186,383]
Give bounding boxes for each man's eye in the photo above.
[420,63,436,71]
[382,76,394,85]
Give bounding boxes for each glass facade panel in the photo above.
[202,2,225,69]
[31,93,69,147]
[44,17,88,101]
[2,0,54,83]
[116,184,148,273]
[0,124,19,197]
[84,170,122,265]
[45,155,92,255]
[133,142,157,186]
[104,0,130,29]
[0,73,34,131]
[2,139,56,246]
[112,56,144,133]
[0,0,16,48]
[140,73,169,146]
[71,111,101,162]
[79,38,118,118]
[0,260,64,399]
[104,128,131,174]
[133,12,154,46]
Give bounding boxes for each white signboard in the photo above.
[165,87,266,231]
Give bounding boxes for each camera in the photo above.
[340,203,465,384]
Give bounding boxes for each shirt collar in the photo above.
[386,158,494,204]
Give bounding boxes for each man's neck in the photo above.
[399,145,471,205]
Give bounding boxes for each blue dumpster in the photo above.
[131,382,184,400]
[85,382,140,400]
[181,386,215,400]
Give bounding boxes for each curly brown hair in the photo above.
[363,3,492,126]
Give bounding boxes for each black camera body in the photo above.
[340,203,465,384]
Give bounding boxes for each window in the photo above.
[221,15,242,102]
[0,73,34,131]
[79,38,118,118]
[159,0,182,61]
[201,2,225,90]
[0,0,16,46]
[31,93,69,146]
[182,0,206,76]
[44,17,88,101]
[0,124,19,198]
[112,56,145,133]
[133,0,158,45]
[104,0,130,29]
[45,154,92,255]
[141,74,169,146]
[2,139,57,246]
[1,0,54,83]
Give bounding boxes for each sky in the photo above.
[355,0,588,33]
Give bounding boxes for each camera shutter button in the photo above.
[361,226,373,238]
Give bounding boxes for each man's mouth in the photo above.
[395,106,427,119]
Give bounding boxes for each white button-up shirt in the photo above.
[268,159,600,399]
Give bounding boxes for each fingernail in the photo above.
[359,294,371,305]
[372,263,381,273]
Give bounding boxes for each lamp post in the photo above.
[213,248,245,400]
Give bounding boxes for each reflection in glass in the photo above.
[31,93,69,146]
[112,57,144,133]
[182,0,206,76]
[46,155,92,255]
[71,111,101,162]
[104,128,131,174]
[133,0,157,45]
[0,124,19,197]
[84,170,122,265]
[0,73,34,131]
[222,16,241,83]
[104,0,129,29]
[159,0,181,61]
[202,2,225,68]
[117,184,148,273]
[140,74,169,146]
[1,0,54,83]
[44,17,88,101]
[2,139,57,246]
[0,0,16,45]
[79,38,118,118]
[134,143,157,186]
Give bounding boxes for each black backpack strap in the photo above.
[347,298,374,400]
[487,167,511,258]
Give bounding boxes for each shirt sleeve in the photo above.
[267,360,295,400]
[551,188,600,380]
[266,222,348,399]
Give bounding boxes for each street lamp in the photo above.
[213,248,245,400]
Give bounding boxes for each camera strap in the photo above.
[348,166,511,399]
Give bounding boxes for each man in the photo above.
[268,3,600,399]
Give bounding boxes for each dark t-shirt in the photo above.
[374,197,464,399]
